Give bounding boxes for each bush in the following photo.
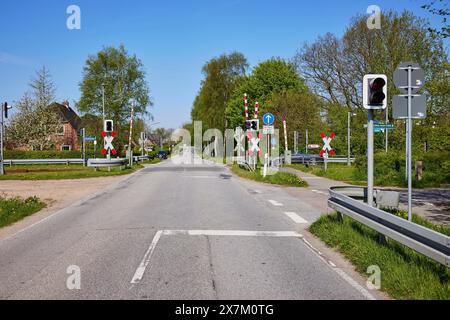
[355,150,450,187]
[4,150,82,159]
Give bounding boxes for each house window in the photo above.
[57,125,65,136]
[61,145,71,151]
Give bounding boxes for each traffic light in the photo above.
[245,120,251,129]
[3,102,11,119]
[363,74,387,110]
[104,120,114,133]
[250,119,259,131]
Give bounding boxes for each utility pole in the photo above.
[102,82,106,124]
[347,112,356,166]
[128,100,135,167]
[367,109,374,207]
[305,129,309,154]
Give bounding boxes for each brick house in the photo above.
[50,101,81,151]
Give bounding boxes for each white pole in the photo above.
[407,66,413,221]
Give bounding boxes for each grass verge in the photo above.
[0,196,47,228]
[310,212,450,300]
[231,165,308,187]
[0,164,144,180]
[288,163,366,185]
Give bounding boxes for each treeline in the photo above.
[189,10,450,159]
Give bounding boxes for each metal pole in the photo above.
[102,84,106,124]
[367,109,374,207]
[0,105,4,175]
[82,128,86,167]
[385,105,389,153]
[128,100,135,167]
[294,131,298,154]
[305,129,309,154]
[347,112,351,166]
[407,66,413,221]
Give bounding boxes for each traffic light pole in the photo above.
[407,66,413,222]
[367,109,374,207]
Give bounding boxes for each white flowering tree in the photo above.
[7,67,62,150]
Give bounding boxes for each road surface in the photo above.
[0,156,381,300]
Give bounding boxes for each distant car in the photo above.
[291,153,324,165]
[156,151,168,159]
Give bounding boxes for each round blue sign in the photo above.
[263,113,275,125]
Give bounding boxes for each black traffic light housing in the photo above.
[363,74,387,110]
[246,119,259,131]
[104,120,114,133]
[3,102,10,119]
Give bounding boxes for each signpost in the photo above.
[320,132,335,172]
[262,113,275,177]
[393,62,426,222]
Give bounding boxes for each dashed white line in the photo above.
[131,230,163,284]
[311,189,328,196]
[268,200,284,207]
[284,212,308,224]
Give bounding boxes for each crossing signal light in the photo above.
[104,120,114,133]
[250,120,259,131]
[3,102,11,119]
[363,74,387,110]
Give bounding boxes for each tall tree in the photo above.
[421,0,449,38]
[8,67,61,150]
[225,58,308,129]
[78,45,152,125]
[191,52,248,131]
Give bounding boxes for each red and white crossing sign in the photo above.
[247,131,263,157]
[320,132,335,158]
[101,131,117,156]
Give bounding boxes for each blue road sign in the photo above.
[84,136,96,141]
[263,113,275,125]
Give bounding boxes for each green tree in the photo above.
[8,67,61,150]
[77,45,152,125]
[191,52,248,131]
[296,10,449,154]
[225,58,308,129]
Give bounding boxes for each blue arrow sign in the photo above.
[263,113,275,125]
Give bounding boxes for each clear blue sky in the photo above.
[0,0,445,129]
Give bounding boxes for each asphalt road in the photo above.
[0,156,379,300]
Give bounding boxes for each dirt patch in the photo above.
[0,175,129,240]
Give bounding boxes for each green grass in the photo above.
[287,163,447,188]
[0,196,47,228]
[0,164,144,180]
[288,163,366,185]
[231,165,308,187]
[310,213,450,300]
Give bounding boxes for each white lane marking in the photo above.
[311,189,328,196]
[300,237,376,300]
[131,230,303,284]
[182,175,217,179]
[131,229,377,300]
[163,230,302,237]
[131,230,163,284]
[268,200,284,207]
[284,212,308,224]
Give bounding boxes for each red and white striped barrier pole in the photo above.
[254,100,259,119]
[244,94,249,121]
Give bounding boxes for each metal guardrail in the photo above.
[273,156,355,165]
[87,158,128,168]
[133,155,151,162]
[4,159,85,165]
[328,186,450,267]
